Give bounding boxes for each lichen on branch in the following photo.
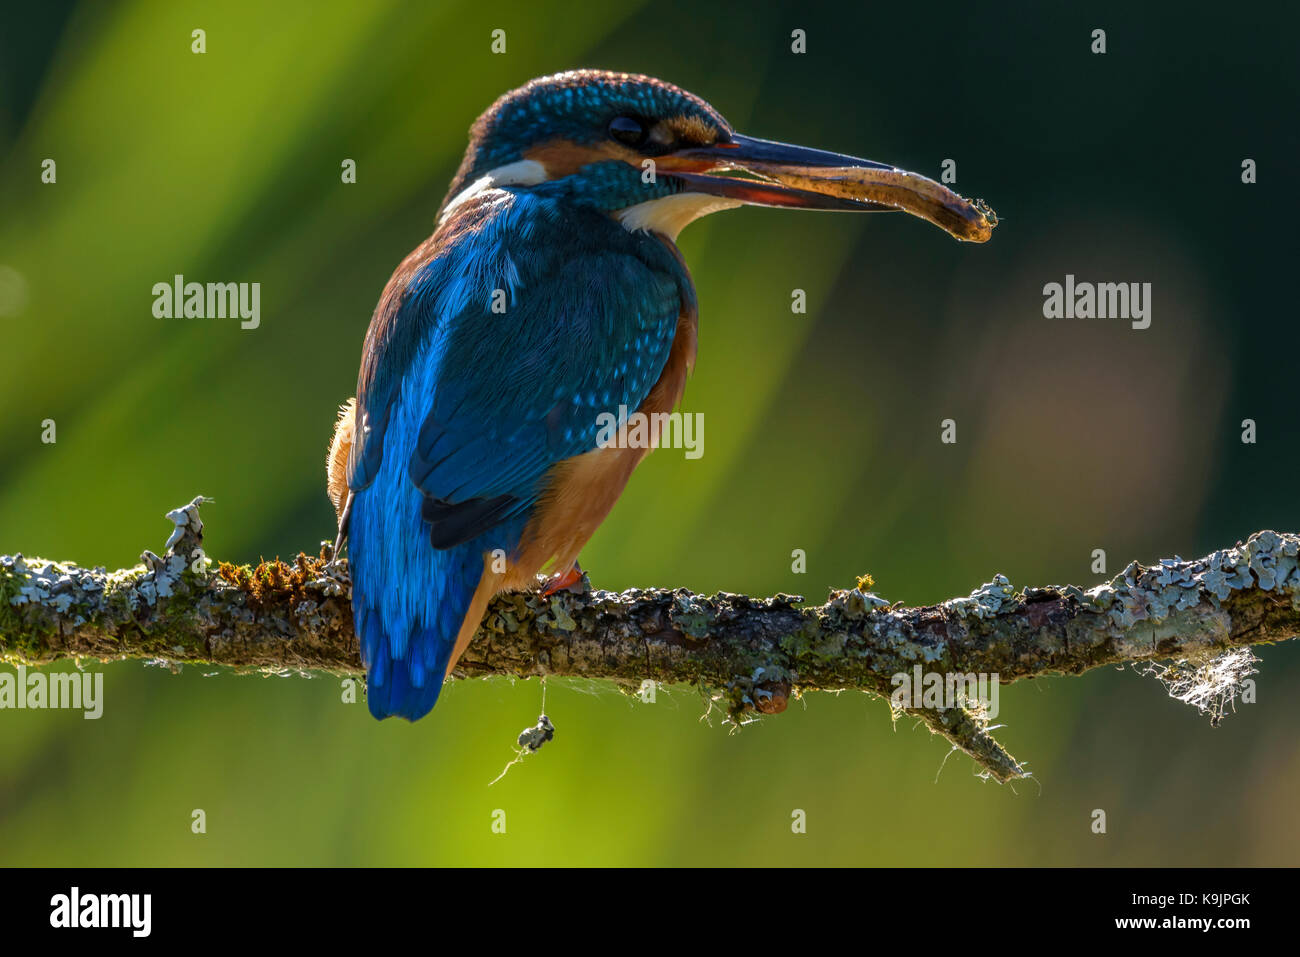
[2,498,1297,782]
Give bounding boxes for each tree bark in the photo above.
[2,497,1297,782]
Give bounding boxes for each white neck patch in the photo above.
[438,159,548,224]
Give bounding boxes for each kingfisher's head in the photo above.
[438,70,996,243]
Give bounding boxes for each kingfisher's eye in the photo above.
[608,115,647,148]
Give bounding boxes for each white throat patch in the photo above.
[616,193,743,241]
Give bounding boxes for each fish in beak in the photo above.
[662,134,997,243]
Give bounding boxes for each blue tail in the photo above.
[358,612,454,722]
[350,492,486,721]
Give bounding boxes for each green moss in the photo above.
[0,566,49,662]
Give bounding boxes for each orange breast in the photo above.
[444,303,698,678]
[503,304,698,590]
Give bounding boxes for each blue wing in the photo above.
[351,186,695,548]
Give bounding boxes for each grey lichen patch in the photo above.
[545,598,578,632]
[293,599,328,633]
[669,592,714,641]
[5,554,109,622]
[944,574,1014,620]
[1087,530,1300,633]
[2,547,204,665]
[791,623,849,664]
[137,549,192,604]
[858,618,943,667]
[306,562,349,599]
[827,586,891,618]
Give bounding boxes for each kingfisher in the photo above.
[327,69,995,721]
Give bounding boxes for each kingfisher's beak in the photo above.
[662,134,997,243]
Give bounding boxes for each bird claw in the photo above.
[541,564,586,597]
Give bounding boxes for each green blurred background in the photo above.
[2,0,1297,865]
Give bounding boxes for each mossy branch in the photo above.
[2,497,1298,782]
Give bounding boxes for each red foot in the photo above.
[541,564,585,597]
